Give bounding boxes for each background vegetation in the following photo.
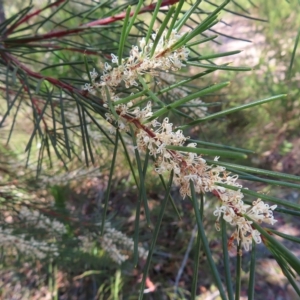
[0,0,300,299]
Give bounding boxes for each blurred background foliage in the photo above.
[205,0,300,173]
[0,0,300,299]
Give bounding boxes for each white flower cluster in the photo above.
[0,227,59,259]
[84,29,189,132]
[84,30,278,251]
[84,30,189,94]
[83,30,190,132]
[214,197,277,251]
[135,114,277,250]
[100,225,148,264]
[19,206,67,234]
[0,186,65,259]
[77,223,148,264]
[39,167,101,187]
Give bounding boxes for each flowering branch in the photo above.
[84,28,278,251]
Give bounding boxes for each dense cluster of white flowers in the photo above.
[0,227,59,259]
[1,185,148,263]
[0,187,62,259]
[135,115,277,250]
[84,30,277,251]
[78,223,148,264]
[39,167,101,186]
[19,206,67,234]
[100,224,148,264]
[213,197,277,251]
[84,30,189,95]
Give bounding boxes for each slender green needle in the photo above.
[187,61,251,71]
[148,82,230,122]
[206,159,300,182]
[191,193,203,299]
[118,6,131,65]
[247,217,300,275]
[113,90,147,106]
[129,125,144,266]
[221,218,234,300]
[235,240,242,300]
[101,132,119,235]
[145,0,163,44]
[183,0,230,44]
[190,181,227,300]
[276,259,300,297]
[125,0,144,39]
[138,75,165,106]
[288,27,300,78]
[59,89,71,158]
[166,145,248,159]
[105,86,119,121]
[175,0,202,31]
[188,50,242,61]
[186,35,218,47]
[138,171,174,300]
[166,0,185,40]
[179,94,287,129]
[248,240,256,300]
[75,98,89,166]
[132,133,151,227]
[84,55,93,84]
[159,174,181,220]
[267,229,300,244]
[150,6,175,57]
[118,132,138,187]
[187,139,254,154]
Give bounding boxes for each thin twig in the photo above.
[1,52,86,96]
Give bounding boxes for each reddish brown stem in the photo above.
[2,52,85,95]
[117,111,185,167]
[5,0,180,44]
[0,51,90,132]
